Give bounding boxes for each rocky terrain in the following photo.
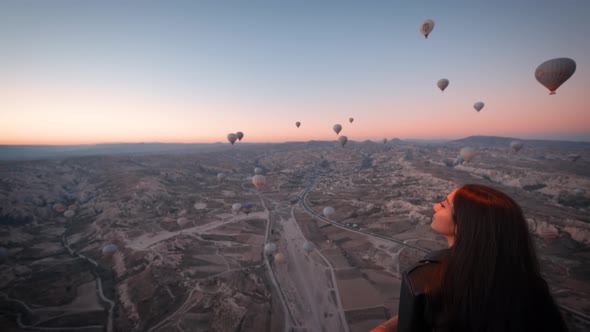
[1,136,589,331]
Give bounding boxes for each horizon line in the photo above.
[2,134,590,146]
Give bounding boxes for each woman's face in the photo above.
[432,189,458,237]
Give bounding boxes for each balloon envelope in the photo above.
[232,203,242,214]
[264,243,277,256]
[437,79,449,91]
[274,252,287,264]
[323,206,335,217]
[473,102,485,112]
[227,133,237,145]
[338,135,348,147]
[177,217,189,227]
[240,202,254,214]
[539,224,558,240]
[349,117,354,123]
[252,175,266,191]
[535,58,576,95]
[236,131,244,141]
[53,203,66,213]
[254,167,263,175]
[295,121,301,128]
[217,173,226,182]
[510,141,524,153]
[303,240,315,253]
[333,124,342,135]
[102,244,118,256]
[460,147,477,162]
[420,19,435,38]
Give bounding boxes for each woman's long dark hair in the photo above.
[433,184,565,331]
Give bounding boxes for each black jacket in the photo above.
[398,249,448,332]
[396,249,568,332]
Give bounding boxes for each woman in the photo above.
[372,184,567,332]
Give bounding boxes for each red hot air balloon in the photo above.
[252,175,266,191]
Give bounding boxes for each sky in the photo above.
[1,0,589,145]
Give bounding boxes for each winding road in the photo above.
[62,233,115,332]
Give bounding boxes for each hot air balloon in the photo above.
[459,147,477,163]
[510,141,524,153]
[236,131,244,141]
[177,217,189,227]
[338,136,348,147]
[53,203,66,213]
[227,133,237,145]
[568,154,581,162]
[303,240,315,253]
[252,175,266,191]
[539,223,558,241]
[383,138,387,144]
[349,117,354,124]
[323,206,335,218]
[274,252,287,264]
[264,243,277,256]
[437,79,449,92]
[420,19,435,38]
[64,210,75,218]
[232,203,242,214]
[535,58,576,95]
[333,124,342,135]
[254,167,263,175]
[217,173,227,182]
[473,102,484,112]
[295,121,301,128]
[102,244,118,257]
[240,202,254,215]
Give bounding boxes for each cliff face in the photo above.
[1,141,589,331]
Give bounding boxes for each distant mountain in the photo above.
[303,140,337,148]
[3,136,585,162]
[449,135,590,149]
[402,138,447,144]
[449,136,520,146]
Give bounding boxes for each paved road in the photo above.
[62,233,115,332]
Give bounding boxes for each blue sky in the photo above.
[1,1,589,144]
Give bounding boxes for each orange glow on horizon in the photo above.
[1,82,589,145]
